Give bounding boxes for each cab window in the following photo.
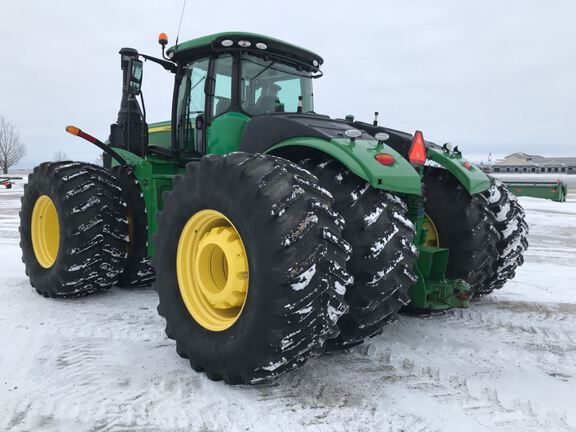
[176,57,209,154]
[240,54,314,115]
[211,54,233,118]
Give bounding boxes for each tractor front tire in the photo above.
[153,153,351,384]
[111,165,155,287]
[300,159,418,348]
[20,162,128,297]
[423,167,499,294]
[475,178,529,295]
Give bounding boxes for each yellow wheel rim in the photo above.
[31,195,60,268]
[176,209,249,331]
[423,213,440,247]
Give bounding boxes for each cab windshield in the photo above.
[240,54,314,115]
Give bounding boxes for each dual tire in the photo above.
[154,153,351,383]
[20,162,128,297]
[299,159,418,348]
[423,167,528,296]
[110,165,155,287]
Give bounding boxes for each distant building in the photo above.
[476,162,493,174]
[492,153,576,174]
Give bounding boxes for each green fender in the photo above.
[267,137,422,196]
[427,147,491,195]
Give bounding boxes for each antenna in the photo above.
[175,0,188,47]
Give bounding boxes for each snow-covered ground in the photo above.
[1,176,575,432]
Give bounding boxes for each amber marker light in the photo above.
[65,125,80,136]
[159,33,168,47]
[65,125,98,144]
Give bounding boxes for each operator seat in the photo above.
[255,84,281,114]
[214,97,231,117]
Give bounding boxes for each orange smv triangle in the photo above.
[409,130,427,165]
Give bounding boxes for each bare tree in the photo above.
[0,116,26,174]
[94,152,104,166]
[53,150,68,161]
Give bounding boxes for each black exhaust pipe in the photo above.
[108,47,148,164]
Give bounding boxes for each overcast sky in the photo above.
[1,0,574,168]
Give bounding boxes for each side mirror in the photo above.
[195,113,204,130]
[128,59,143,95]
[205,77,215,97]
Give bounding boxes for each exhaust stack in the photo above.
[108,47,148,162]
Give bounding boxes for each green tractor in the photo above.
[19,32,528,384]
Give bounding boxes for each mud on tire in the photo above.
[476,177,529,295]
[111,165,155,287]
[300,159,418,348]
[20,161,128,297]
[153,153,351,384]
[423,167,499,294]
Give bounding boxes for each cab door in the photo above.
[205,54,250,155]
[175,57,209,158]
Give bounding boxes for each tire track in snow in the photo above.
[347,347,571,431]
[250,343,572,432]
[5,304,574,432]
[443,305,576,353]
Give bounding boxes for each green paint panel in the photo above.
[206,112,251,154]
[427,147,490,195]
[111,148,184,256]
[268,137,422,196]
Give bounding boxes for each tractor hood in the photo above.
[240,113,373,154]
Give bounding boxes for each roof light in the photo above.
[463,161,472,170]
[344,129,362,139]
[374,154,395,166]
[409,130,427,165]
[158,33,168,47]
[313,59,319,67]
[255,42,267,50]
[221,39,234,47]
[238,40,251,48]
[374,132,389,142]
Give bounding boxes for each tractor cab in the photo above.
[167,33,323,161]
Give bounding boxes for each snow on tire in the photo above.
[423,167,500,294]
[111,165,155,287]
[153,153,351,384]
[299,158,418,348]
[476,177,529,295]
[20,161,129,297]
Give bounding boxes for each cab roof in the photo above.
[167,32,323,70]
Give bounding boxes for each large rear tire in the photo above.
[111,165,155,287]
[475,177,529,295]
[423,167,499,294]
[300,159,418,349]
[154,153,351,384]
[19,162,128,297]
